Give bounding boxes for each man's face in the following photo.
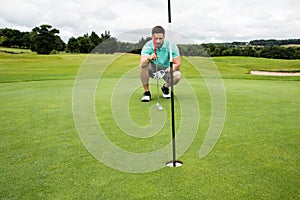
[153,33,164,49]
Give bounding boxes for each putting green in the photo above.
[0,52,299,199]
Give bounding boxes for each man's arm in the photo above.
[165,56,180,72]
[140,53,157,68]
[172,56,181,71]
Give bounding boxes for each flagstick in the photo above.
[166,0,183,168]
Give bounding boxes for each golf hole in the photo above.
[166,160,183,167]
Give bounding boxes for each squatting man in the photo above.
[140,26,181,101]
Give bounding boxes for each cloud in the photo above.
[173,0,300,42]
[0,0,299,43]
[0,0,41,27]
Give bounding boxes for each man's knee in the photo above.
[174,71,181,79]
[173,71,181,84]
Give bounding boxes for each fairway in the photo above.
[1,52,299,199]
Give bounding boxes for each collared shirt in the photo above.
[141,40,180,70]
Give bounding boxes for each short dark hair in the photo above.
[152,26,165,35]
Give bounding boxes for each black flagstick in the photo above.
[166,0,183,167]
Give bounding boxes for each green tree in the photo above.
[20,32,30,48]
[137,37,151,49]
[78,35,92,53]
[101,30,111,40]
[67,37,80,53]
[90,31,101,50]
[95,37,118,54]
[241,47,258,57]
[260,46,283,58]
[0,35,7,46]
[212,46,221,56]
[30,24,62,54]
[0,28,21,47]
[54,35,65,51]
[118,41,136,53]
[232,47,241,56]
[222,48,233,56]
[294,48,300,59]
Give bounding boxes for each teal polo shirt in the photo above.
[141,40,180,70]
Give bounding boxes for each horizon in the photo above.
[1,25,300,45]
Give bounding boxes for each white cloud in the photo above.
[0,0,299,43]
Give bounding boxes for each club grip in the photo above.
[153,37,156,55]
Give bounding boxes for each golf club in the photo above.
[153,36,163,111]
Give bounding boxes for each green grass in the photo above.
[0,47,33,54]
[212,56,300,79]
[0,51,299,199]
[0,52,87,83]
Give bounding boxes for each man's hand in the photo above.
[141,53,157,67]
[149,53,157,61]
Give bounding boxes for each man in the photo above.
[140,26,181,102]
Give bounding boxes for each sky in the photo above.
[0,0,299,43]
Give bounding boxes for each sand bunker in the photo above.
[250,71,300,76]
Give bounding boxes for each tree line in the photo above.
[178,43,300,59]
[249,39,300,46]
[0,25,64,54]
[1,24,300,59]
[0,25,150,54]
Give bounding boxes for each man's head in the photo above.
[152,26,165,49]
